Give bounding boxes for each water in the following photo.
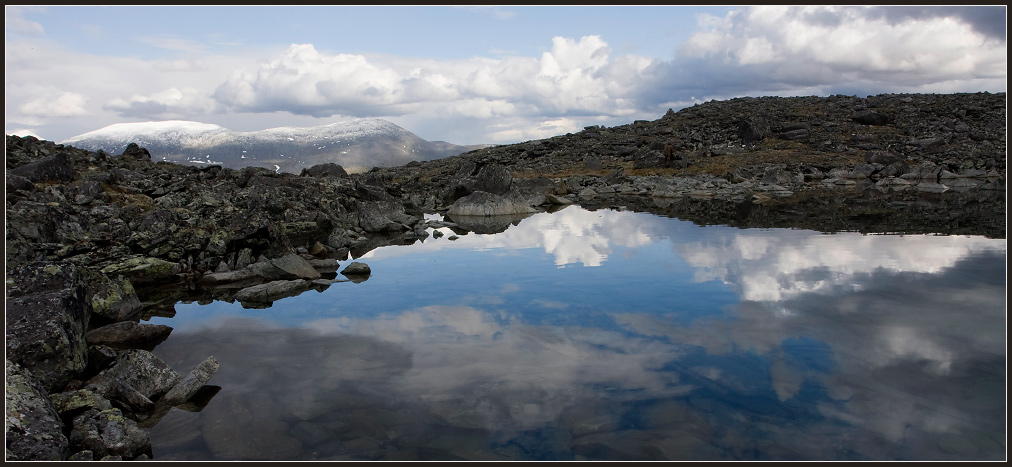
[145,205,1007,461]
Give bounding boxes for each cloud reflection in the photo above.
[151,207,1005,460]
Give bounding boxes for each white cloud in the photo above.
[214,38,657,124]
[103,87,219,119]
[153,58,208,72]
[679,6,1006,84]
[18,91,89,117]
[4,6,46,36]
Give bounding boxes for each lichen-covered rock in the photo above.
[84,321,173,349]
[446,190,538,217]
[161,356,219,405]
[5,359,69,461]
[234,279,311,304]
[100,256,182,284]
[85,349,181,402]
[5,262,90,393]
[249,253,322,280]
[84,272,142,324]
[69,407,151,460]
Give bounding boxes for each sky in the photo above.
[4,5,1008,145]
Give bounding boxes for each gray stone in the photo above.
[87,274,143,323]
[234,279,311,303]
[301,162,348,178]
[446,190,537,217]
[341,262,372,276]
[100,256,182,285]
[5,359,69,461]
[473,163,513,195]
[161,357,219,405]
[9,151,77,183]
[5,262,90,393]
[69,408,150,460]
[86,349,182,401]
[250,253,321,280]
[851,110,890,125]
[85,321,172,348]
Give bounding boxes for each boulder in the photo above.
[851,110,890,126]
[84,322,173,349]
[250,253,321,280]
[5,262,90,392]
[69,408,150,460]
[737,115,772,145]
[301,162,348,178]
[357,199,412,233]
[446,190,538,217]
[234,279,311,304]
[161,357,219,406]
[5,359,69,461]
[9,151,77,183]
[100,256,182,285]
[120,143,151,161]
[85,349,182,402]
[473,163,512,195]
[341,262,372,277]
[86,273,143,324]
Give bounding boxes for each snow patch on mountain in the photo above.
[63,120,228,143]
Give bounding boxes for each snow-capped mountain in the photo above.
[61,118,483,173]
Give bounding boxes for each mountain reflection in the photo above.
[149,207,1006,460]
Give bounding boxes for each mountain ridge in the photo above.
[60,118,485,173]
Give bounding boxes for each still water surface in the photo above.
[146,206,1007,461]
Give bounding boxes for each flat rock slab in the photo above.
[234,279,311,304]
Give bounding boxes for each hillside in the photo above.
[60,118,483,173]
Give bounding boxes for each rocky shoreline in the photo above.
[5,92,1005,460]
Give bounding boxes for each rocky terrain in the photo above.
[5,92,1005,460]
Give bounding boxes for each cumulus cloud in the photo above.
[103,87,219,119]
[213,38,655,123]
[662,5,1008,103]
[18,91,89,117]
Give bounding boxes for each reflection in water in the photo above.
[148,206,1006,461]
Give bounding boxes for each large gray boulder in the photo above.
[161,357,219,406]
[86,273,143,324]
[5,359,69,460]
[8,151,77,183]
[249,253,322,280]
[84,321,173,349]
[5,261,90,392]
[446,190,538,217]
[69,407,151,460]
[473,163,513,195]
[100,256,182,285]
[234,279,311,304]
[85,349,182,403]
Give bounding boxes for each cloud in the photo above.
[665,5,1007,103]
[4,6,46,36]
[863,5,1007,41]
[213,38,656,123]
[103,87,219,119]
[152,58,208,72]
[18,91,89,117]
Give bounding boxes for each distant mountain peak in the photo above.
[60,118,477,173]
